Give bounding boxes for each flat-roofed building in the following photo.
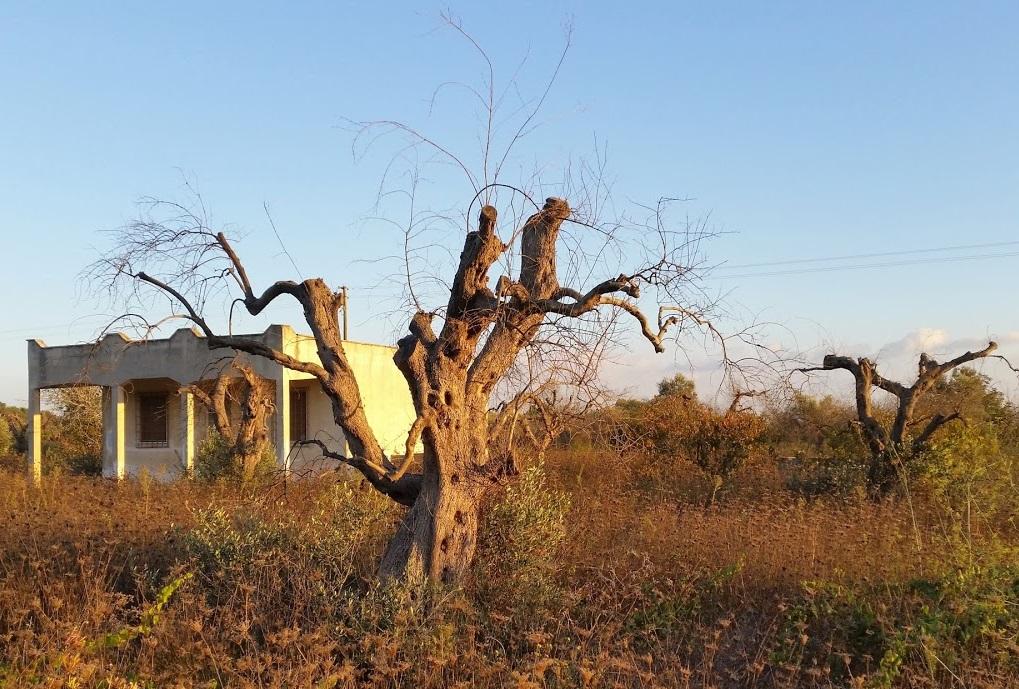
[25,324,416,479]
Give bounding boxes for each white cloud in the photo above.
[875,328,948,362]
[598,327,1019,405]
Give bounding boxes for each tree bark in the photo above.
[185,361,272,482]
[379,442,486,583]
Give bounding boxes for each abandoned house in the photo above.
[25,324,417,479]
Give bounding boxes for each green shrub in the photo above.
[626,561,742,647]
[180,481,393,612]
[781,455,870,498]
[776,560,1019,687]
[193,429,276,483]
[914,422,1017,524]
[475,461,571,618]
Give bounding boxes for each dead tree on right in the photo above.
[799,341,1013,496]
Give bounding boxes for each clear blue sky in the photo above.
[2,1,1017,404]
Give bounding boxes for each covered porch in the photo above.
[25,326,319,480]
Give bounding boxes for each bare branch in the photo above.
[294,439,422,507]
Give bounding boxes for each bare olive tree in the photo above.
[86,20,740,583]
[184,360,274,483]
[798,342,1016,496]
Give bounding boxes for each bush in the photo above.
[776,560,1019,687]
[0,417,11,457]
[604,391,765,502]
[914,422,1017,526]
[42,386,103,475]
[764,392,866,458]
[780,455,870,498]
[475,461,571,618]
[193,429,276,483]
[684,408,764,483]
[181,480,393,616]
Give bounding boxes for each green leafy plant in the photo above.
[476,461,571,617]
[90,572,193,650]
[193,429,276,483]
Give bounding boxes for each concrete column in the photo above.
[26,387,42,484]
[274,372,291,470]
[102,385,127,479]
[180,391,196,473]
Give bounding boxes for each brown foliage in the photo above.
[605,392,765,497]
[2,446,1014,688]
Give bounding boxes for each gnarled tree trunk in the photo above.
[379,441,486,582]
[186,361,273,482]
[107,195,692,584]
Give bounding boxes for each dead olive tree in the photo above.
[185,360,274,482]
[799,342,1015,496]
[90,194,714,582]
[85,20,732,583]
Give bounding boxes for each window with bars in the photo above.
[137,393,169,448]
[290,388,308,442]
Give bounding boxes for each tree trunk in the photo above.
[379,426,487,584]
[801,343,1005,501]
[185,361,272,483]
[868,444,908,497]
[867,448,901,499]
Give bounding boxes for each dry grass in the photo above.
[0,451,1015,688]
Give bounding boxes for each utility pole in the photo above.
[340,285,349,340]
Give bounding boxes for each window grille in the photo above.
[137,393,169,448]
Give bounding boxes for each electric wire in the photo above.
[713,249,1019,279]
[722,239,1019,270]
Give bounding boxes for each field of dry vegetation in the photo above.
[0,427,1016,689]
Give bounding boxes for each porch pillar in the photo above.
[102,385,126,479]
[274,371,291,471]
[26,387,42,484]
[179,391,196,473]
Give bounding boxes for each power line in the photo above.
[721,239,1019,270]
[713,250,1019,279]
[264,202,304,281]
[4,240,1017,335]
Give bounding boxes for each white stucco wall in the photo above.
[26,324,419,479]
[285,332,418,458]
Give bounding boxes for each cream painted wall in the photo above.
[286,333,419,458]
[343,341,419,456]
[27,325,420,479]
